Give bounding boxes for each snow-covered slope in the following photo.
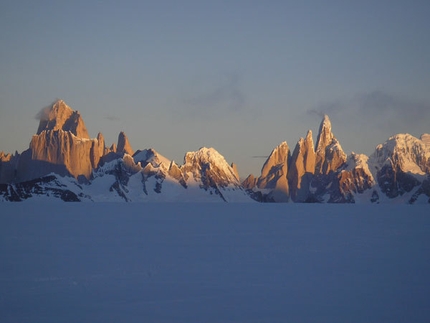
[371,133,430,176]
[1,148,253,202]
[365,134,430,202]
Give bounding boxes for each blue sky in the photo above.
[1,0,429,177]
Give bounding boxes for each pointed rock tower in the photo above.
[116,131,134,156]
[256,141,290,202]
[16,100,105,182]
[288,130,316,201]
[314,115,347,175]
[242,174,257,190]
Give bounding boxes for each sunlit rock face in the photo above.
[116,131,134,156]
[1,99,429,204]
[90,132,106,169]
[16,100,104,182]
[288,130,316,202]
[314,115,347,176]
[256,141,290,202]
[36,100,90,139]
[421,134,430,148]
[231,163,240,181]
[242,174,257,190]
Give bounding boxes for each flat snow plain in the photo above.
[1,203,429,323]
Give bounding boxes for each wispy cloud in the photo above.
[180,73,246,118]
[35,99,61,121]
[104,114,120,122]
[308,90,430,133]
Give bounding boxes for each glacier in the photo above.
[1,203,429,323]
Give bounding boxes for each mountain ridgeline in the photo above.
[1,100,429,203]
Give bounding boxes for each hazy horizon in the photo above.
[1,1,429,177]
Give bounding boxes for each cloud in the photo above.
[35,99,60,121]
[35,106,51,121]
[308,90,430,132]
[104,114,120,121]
[181,73,246,117]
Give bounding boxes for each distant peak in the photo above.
[185,147,225,159]
[320,114,332,130]
[36,100,89,138]
[116,131,134,156]
[315,114,333,152]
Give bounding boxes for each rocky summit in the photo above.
[0,100,429,203]
[243,115,430,204]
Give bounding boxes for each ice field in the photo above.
[1,203,429,323]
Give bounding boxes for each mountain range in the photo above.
[1,100,429,203]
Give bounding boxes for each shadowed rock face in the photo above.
[370,134,430,199]
[0,152,20,183]
[338,153,374,202]
[0,175,81,202]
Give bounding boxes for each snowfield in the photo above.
[1,203,429,323]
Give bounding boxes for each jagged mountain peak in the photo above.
[264,141,289,162]
[2,100,429,203]
[288,131,316,202]
[182,147,240,185]
[184,147,231,167]
[369,133,430,201]
[314,115,346,175]
[242,174,257,189]
[256,141,290,202]
[133,148,171,169]
[259,141,290,179]
[372,133,430,175]
[36,100,89,139]
[315,115,333,153]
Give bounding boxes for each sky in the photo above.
[1,0,429,178]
